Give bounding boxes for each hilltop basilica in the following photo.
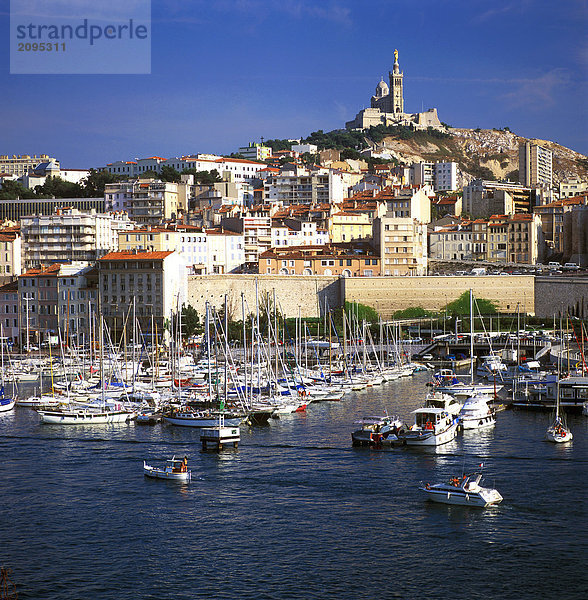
[345,50,442,130]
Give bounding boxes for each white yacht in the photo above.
[459,394,496,430]
[476,355,507,379]
[400,407,458,446]
[420,472,503,507]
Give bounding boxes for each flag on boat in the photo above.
[479,463,484,468]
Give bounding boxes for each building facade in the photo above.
[0,154,59,177]
[519,142,553,189]
[373,216,428,276]
[21,208,134,269]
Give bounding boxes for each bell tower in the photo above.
[388,49,404,114]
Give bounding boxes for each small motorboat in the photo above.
[420,471,503,507]
[143,455,191,482]
[351,414,404,447]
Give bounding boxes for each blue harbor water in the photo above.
[1,373,587,599]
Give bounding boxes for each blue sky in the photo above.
[1,0,587,168]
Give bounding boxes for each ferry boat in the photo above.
[399,407,458,446]
[420,471,503,507]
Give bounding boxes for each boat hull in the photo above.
[143,463,191,482]
[421,487,502,507]
[163,414,242,428]
[38,409,135,424]
[402,422,458,446]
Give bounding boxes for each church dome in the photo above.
[375,78,389,97]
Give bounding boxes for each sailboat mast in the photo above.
[470,289,474,385]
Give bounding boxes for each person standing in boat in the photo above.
[181,456,188,472]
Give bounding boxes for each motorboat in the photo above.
[163,410,242,428]
[143,456,191,482]
[420,471,503,507]
[351,414,404,447]
[399,407,458,446]
[37,406,136,424]
[476,355,507,379]
[459,394,496,430]
[424,391,463,417]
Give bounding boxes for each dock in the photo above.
[200,425,240,451]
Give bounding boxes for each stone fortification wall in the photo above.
[187,275,340,319]
[534,277,587,318]
[341,276,535,318]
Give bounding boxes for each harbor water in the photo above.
[1,373,586,599]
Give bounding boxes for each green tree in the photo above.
[83,169,125,197]
[35,176,85,198]
[181,168,222,184]
[181,303,202,339]
[0,180,41,199]
[159,165,182,183]
[444,292,497,317]
[393,306,437,319]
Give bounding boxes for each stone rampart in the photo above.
[187,274,340,319]
[341,276,535,318]
[534,277,587,318]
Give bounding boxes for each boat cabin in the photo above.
[412,407,450,430]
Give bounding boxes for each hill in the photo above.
[270,126,588,186]
[369,126,587,185]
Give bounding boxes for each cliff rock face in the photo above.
[371,127,587,185]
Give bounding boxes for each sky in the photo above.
[1,0,587,168]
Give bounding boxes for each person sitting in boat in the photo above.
[450,477,460,487]
[425,420,433,430]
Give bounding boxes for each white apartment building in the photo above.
[291,143,318,155]
[105,179,181,225]
[429,225,473,261]
[0,229,22,282]
[264,165,345,205]
[204,229,245,274]
[559,178,588,199]
[412,162,458,192]
[373,216,428,276]
[271,220,328,247]
[104,155,266,184]
[519,142,553,188]
[381,186,432,223]
[20,208,134,269]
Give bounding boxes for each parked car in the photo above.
[563,262,579,271]
[547,261,560,269]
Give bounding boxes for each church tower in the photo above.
[388,49,404,114]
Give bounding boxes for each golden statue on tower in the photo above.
[394,49,398,63]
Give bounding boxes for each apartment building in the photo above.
[0,280,19,344]
[271,219,328,247]
[429,223,473,261]
[104,155,265,183]
[18,263,60,346]
[56,263,98,347]
[486,214,542,264]
[559,179,588,199]
[0,197,104,222]
[238,142,273,161]
[221,215,271,271]
[0,228,22,283]
[378,185,432,223]
[0,154,59,177]
[328,211,373,243]
[519,142,553,188]
[534,194,587,254]
[21,208,134,269]
[463,179,532,217]
[98,250,186,342]
[264,165,345,205]
[105,179,181,225]
[412,162,459,192]
[373,217,428,276]
[260,244,380,277]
